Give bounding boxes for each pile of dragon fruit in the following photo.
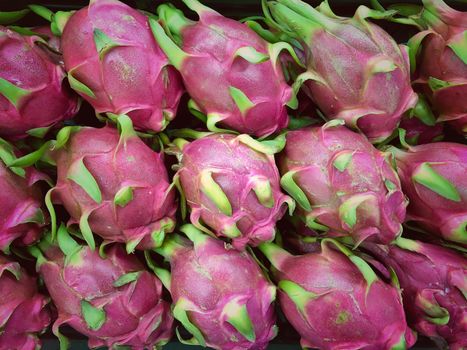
[0,0,465,349]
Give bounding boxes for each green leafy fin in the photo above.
[278,280,317,315]
[57,224,80,256]
[173,298,206,347]
[149,18,189,70]
[81,300,106,331]
[67,158,102,203]
[229,86,255,115]
[280,170,311,211]
[114,186,134,207]
[252,176,274,208]
[412,163,461,202]
[0,78,31,108]
[447,30,467,65]
[113,271,141,287]
[68,73,96,99]
[333,152,353,172]
[199,170,232,216]
[223,298,256,342]
[79,211,96,251]
[93,29,120,60]
[234,46,269,64]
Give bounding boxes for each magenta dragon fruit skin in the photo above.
[176,133,293,250]
[150,0,297,137]
[0,139,48,253]
[0,254,50,350]
[0,26,79,139]
[152,224,277,350]
[279,122,407,246]
[259,240,416,350]
[363,238,467,349]
[60,0,183,132]
[33,226,174,349]
[50,116,176,252]
[393,142,466,244]
[266,0,418,143]
[409,0,467,134]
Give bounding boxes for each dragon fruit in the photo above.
[408,0,467,134]
[265,0,418,143]
[0,26,79,139]
[363,238,467,349]
[392,142,466,244]
[259,240,416,350]
[49,115,176,252]
[150,0,297,137]
[58,0,183,132]
[0,254,50,350]
[279,121,407,246]
[149,224,277,350]
[0,139,47,253]
[32,226,174,349]
[174,132,293,250]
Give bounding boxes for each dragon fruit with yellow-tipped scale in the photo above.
[32,226,174,349]
[0,138,48,253]
[408,0,467,134]
[150,0,298,137]
[259,240,416,350]
[363,238,466,349]
[174,132,294,250]
[392,142,467,244]
[265,0,418,143]
[0,254,51,350]
[48,115,176,252]
[0,26,79,139]
[279,121,407,246]
[149,224,277,350]
[56,0,183,132]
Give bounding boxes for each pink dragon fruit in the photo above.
[174,132,294,250]
[408,0,467,134]
[0,254,50,350]
[0,139,48,253]
[363,238,466,349]
[49,115,176,252]
[279,121,407,246]
[58,0,183,132]
[0,26,79,139]
[149,224,277,350]
[32,225,174,349]
[150,0,297,137]
[392,142,466,244]
[265,0,418,143]
[259,240,416,350]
